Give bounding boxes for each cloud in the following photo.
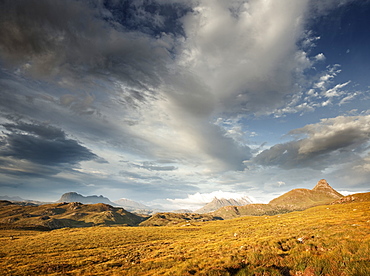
[0,0,172,94]
[254,115,370,169]
[133,161,178,171]
[0,122,99,167]
[179,0,311,114]
[1,0,369,203]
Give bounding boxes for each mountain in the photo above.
[57,192,115,205]
[195,196,252,214]
[0,195,52,206]
[0,195,26,201]
[0,200,147,230]
[211,179,343,219]
[113,198,151,211]
[269,179,343,210]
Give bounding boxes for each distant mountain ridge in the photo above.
[0,195,51,206]
[113,198,150,210]
[57,192,115,205]
[196,196,252,214]
[212,179,343,219]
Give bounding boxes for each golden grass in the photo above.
[1,202,369,275]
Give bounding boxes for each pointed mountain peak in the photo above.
[312,179,343,197]
[313,179,330,190]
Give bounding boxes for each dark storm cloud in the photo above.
[0,0,173,92]
[0,122,98,166]
[254,115,370,170]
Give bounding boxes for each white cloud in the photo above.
[179,0,310,114]
[323,81,351,98]
[255,114,370,170]
[315,53,326,61]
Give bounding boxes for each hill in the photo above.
[0,201,146,230]
[331,192,370,204]
[269,179,343,210]
[57,192,116,205]
[139,212,222,227]
[1,201,369,275]
[211,179,343,219]
[195,197,252,214]
[211,203,282,220]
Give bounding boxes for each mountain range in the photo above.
[212,179,343,219]
[195,196,252,213]
[2,179,368,230]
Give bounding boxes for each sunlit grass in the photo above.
[1,202,369,275]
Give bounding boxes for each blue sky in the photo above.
[0,0,369,210]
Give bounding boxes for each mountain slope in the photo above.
[57,192,115,205]
[211,179,343,219]
[331,192,370,204]
[139,212,222,227]
[269,179,343,210]
[0,201,146,230]
[196,197,252,214]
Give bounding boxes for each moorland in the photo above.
[1,196,369,275]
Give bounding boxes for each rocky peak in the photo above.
[195,196,252,214]
[57,192,115,205]
[312,179,342,198]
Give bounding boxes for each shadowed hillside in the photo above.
[0,201,146,230]
[139,212,222,227]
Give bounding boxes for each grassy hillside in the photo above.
[332,192,370,204]
[139,212,222,226]
[269,180,342,211]
[0,201,146,229]
[1,201,369,275]
[211,181,345,220]
[211,203,280,220]
[269,188,339,210]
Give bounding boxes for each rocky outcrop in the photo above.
[312,179,343,198]
[331,192,370,204]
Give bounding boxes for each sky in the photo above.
[0,0,370,211]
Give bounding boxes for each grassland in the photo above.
[1,201,369,276]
